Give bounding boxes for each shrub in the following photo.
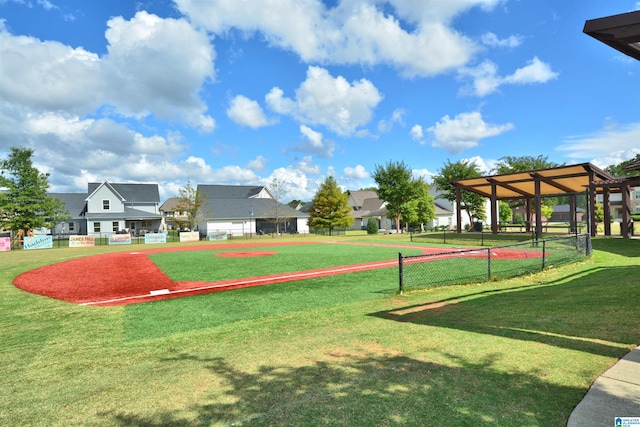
[366,217,378,234]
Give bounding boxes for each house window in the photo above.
[103,199,110,210]
[68,222,75,232]
[635,191,640,200]
[112,221,119,232]
[94,222,101,232]
[142,220,151,227]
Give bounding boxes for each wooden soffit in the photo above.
[454,163,616,199]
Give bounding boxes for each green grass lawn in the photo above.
[1,234,639,426]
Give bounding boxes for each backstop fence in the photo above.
[398,234,591,293]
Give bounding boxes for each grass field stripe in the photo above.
[78,259,398,306]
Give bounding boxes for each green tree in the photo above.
[366,217,378,234]
[498,200,512,224]
[308,176,353,233]
[0,147,68,234]
[541,204,554,221]
[372,160,422,233]
[595,202,605,223]
[493,155,559,175]
[402,181,436,231]
[433,159,486,225]
[605,154,640,177]
[175,180,206,231]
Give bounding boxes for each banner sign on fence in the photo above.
[0,236,10,252]
[179,231,200,242]
[144,232,167,244]
[69,235,95,248]
[109,233,132,245]
[24,235,53,250]
[208,231,228,241]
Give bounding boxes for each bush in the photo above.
[366,217,378,235]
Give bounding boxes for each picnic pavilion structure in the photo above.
[453,162,638,239]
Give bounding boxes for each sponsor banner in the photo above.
[208,231,228,241]
[0,236,10,251]
[24,235,53,251]
[109,233,132,245]
[69,235,95,248]
[144,232,167,244]
[179,231,200,242]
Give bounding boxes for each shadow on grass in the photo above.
[103,352,582,426]
[370,266,640,358]
[591,238,640,258]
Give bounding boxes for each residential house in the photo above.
[346,190,392,230]
[159,197,190,230]
[50,182,163,236]
[550,204,584,222]
[196,184,310,236]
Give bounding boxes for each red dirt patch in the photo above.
[215,251,277,258]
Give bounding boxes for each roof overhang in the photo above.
[454,163,615,199]
[583,10,640,61]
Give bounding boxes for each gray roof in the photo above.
[159,197,182,212]
[553,204,584,213]
[197,185,308,220]
[49,193,88,218]
[88,182,159,203]
[348,190,378,209]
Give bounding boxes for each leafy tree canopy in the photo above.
[402,181,436,229]
[0,147,68,233]
[433,159,486,224]
[605,154,640,177]
[308,176,353,231]
[176,180,206,230]
[372,160,423,233]
[493,155,560,174]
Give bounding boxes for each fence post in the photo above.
[487,247,491,281]
[398,252,404,294]
[542,240,546,271]
[443,229,446,244]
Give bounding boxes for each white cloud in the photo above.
[267,66,382,136]
[427,111,514,154]
[344,164,368,179]
[463,156,497,175]
[295,156,321,175]
[557,122,640,168]
[264,166,316,201]
[412,168,435,182]
[0,12,216,132]
[481,32,523,48]
[290,125,335,158]
[175,0,501,77]
[227,95,271,128]
[410,124,424,141]
[458,57,558,97]
[378,108,406,132]
[246,155,268,171]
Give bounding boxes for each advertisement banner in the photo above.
[179,231,200,242]
[24,235,53,250]
[69,235,95,248]
[144,232,167,244]
[109,233,132,245]
[0,237,10,252]
[208,231,228,241]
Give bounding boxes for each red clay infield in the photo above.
[13,241,542,307]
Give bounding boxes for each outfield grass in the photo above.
[0,234,638,426]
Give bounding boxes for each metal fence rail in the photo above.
[399,234,591,293]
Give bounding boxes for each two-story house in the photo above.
[50,182,163,236]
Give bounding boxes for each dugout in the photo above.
[452,162,637,238]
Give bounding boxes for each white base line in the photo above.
[79,260,397,306]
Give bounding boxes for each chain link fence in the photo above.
[399,234,591,293]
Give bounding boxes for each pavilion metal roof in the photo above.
[454,163,616,199]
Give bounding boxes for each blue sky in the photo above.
[1,0,639,202]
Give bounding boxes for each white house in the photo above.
[196,184,310,236]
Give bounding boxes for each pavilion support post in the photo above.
[455,185,462,233]
[621,184,631,238]
[534,179,542,239]
[570,193,577,233]
[603,188,611,236]
[525,198,532,233]
[490,184,498,234]
[588,186,598,237]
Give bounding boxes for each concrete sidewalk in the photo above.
[567,346,640,427]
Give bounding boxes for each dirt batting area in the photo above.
[13,241,540,307]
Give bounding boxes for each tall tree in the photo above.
[402,181,436,231]
[0,147,68,234]
[268,178,288,234]
[308,176,353,233]
[605,154,640,177]
[372,160,422,233]
[433,159,486,225]
[493,155,559,175]
[175,180,206,230]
